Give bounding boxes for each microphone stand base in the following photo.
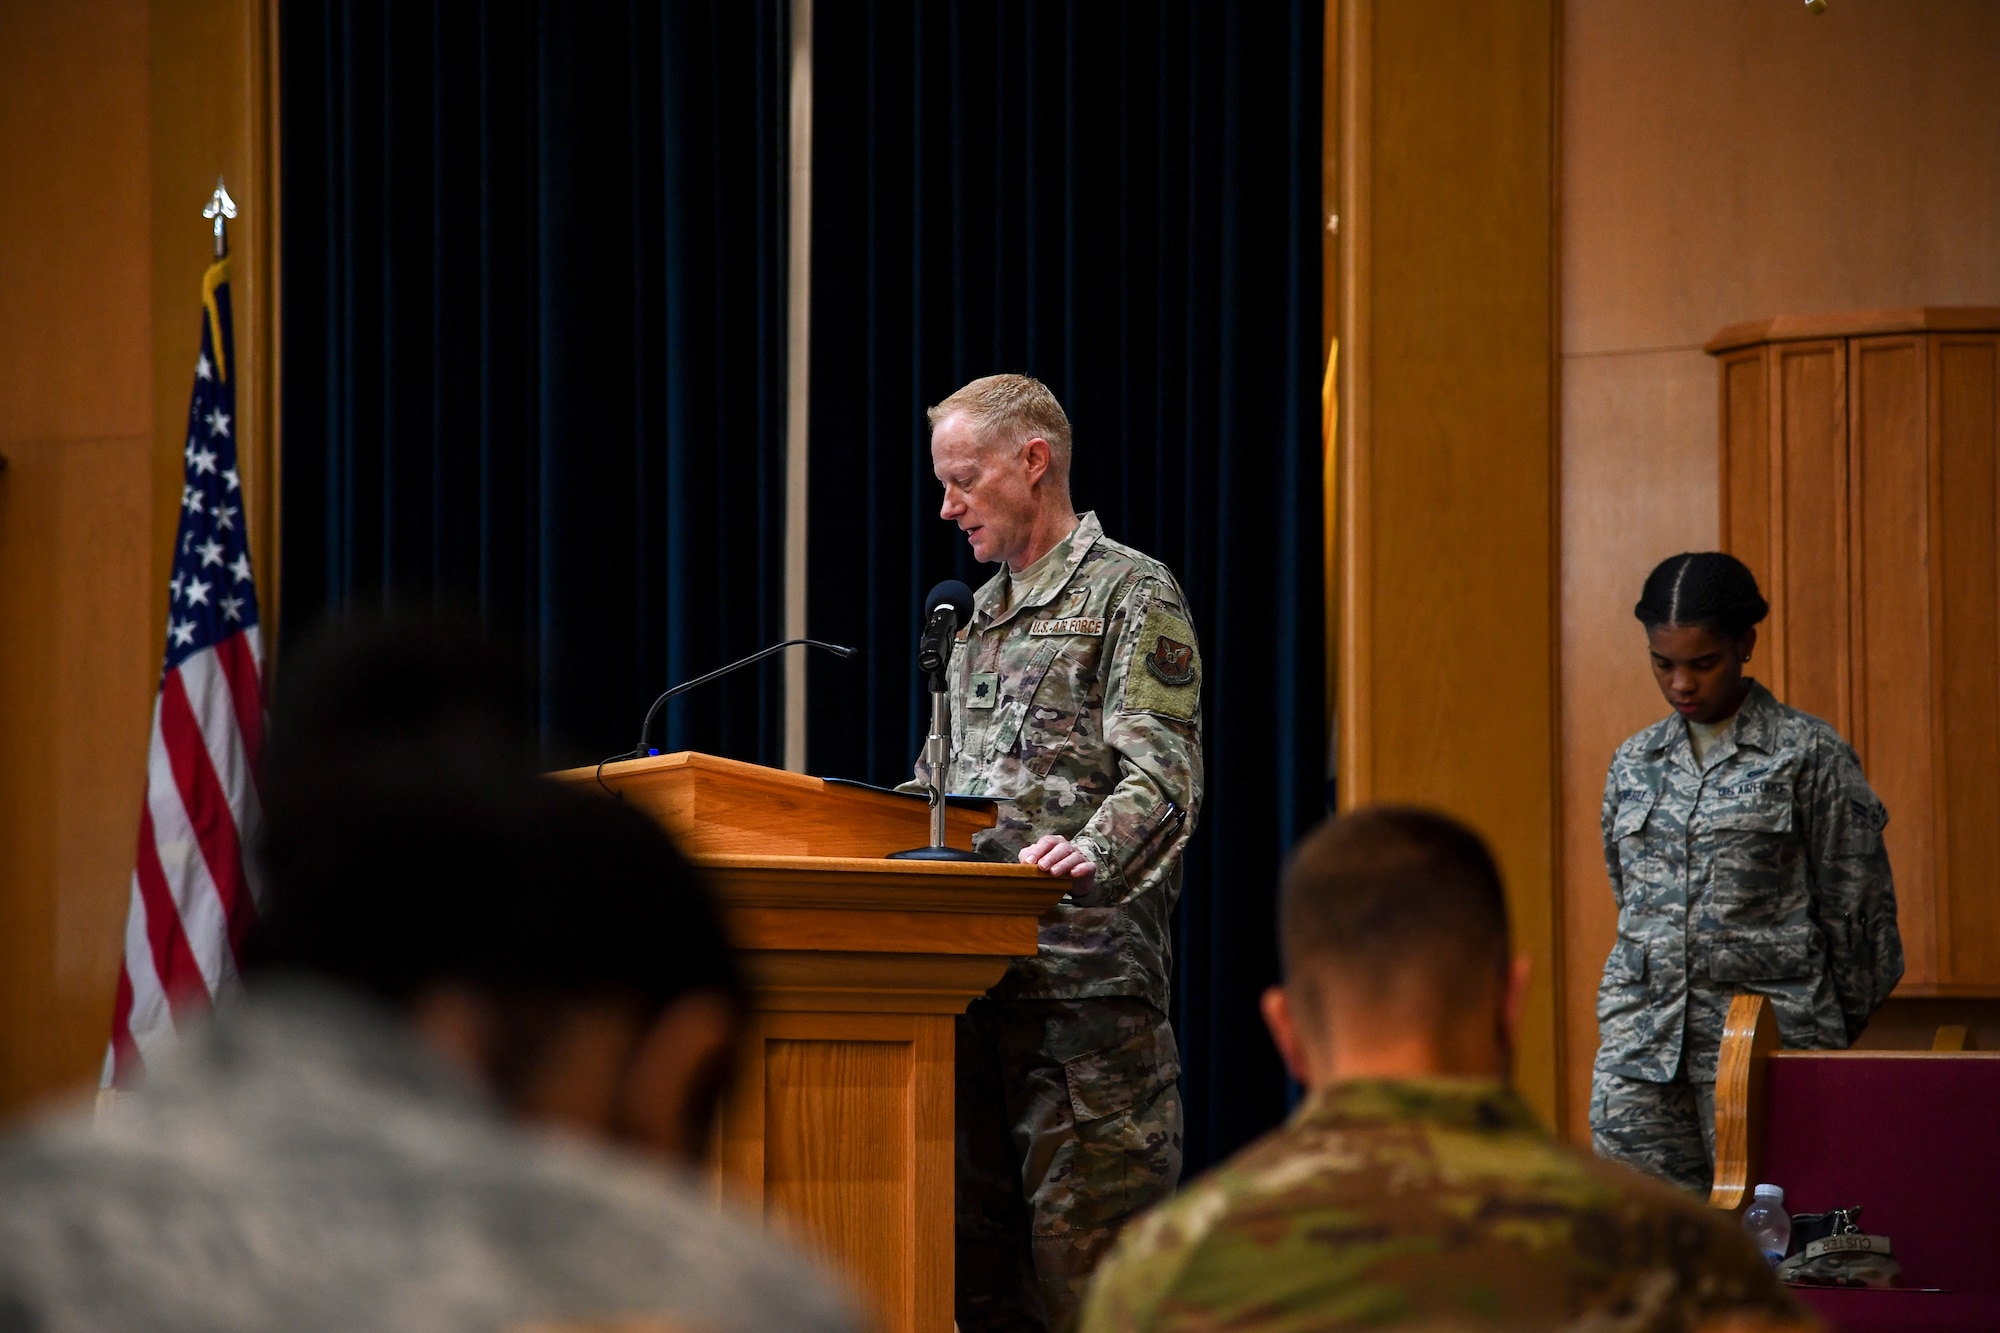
[886,845,989,862]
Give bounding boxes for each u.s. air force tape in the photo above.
[1027,617,1105,637]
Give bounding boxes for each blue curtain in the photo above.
[803,0,1327,1170]
[280,0,791,767]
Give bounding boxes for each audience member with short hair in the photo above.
[1079,806,1804,1333]
[0,620,863,1333]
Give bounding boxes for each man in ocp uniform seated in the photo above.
[908,375,1204,1333]
[1080,807,1804,1333]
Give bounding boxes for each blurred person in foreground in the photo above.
[0,622,862,1333]
[1078,807,1805,1333]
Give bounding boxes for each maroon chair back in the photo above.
[1761,1051,2000,1330]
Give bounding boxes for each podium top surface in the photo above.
[551,750,1001,859]
[562,749,827,790]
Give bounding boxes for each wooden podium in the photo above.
[554,752,1061,1333]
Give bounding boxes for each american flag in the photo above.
[104,256,266,1087]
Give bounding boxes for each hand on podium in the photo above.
[1019,834,1097,884]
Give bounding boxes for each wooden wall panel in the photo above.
[1840,338,1936,980]
[0,0,156,1118]
[1715,318,2000,1011]
[1720,349,1771,579]
[1337,0,1560,1126]
[1771,342,1850,727]
[1932,337,2000,986]
[0,0,278,1119]
[1848,337,1935,985]
[1558,350,1718,1139]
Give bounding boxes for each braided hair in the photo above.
[1634,552,1769,640]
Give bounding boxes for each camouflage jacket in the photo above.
[1598,680,1903,1083]
[1078,1079,1803,1333]
[0,985,863,1333]
[907,511,1204,1010]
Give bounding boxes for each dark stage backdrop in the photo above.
[279,0,791,766]
[805,1,1327,1170]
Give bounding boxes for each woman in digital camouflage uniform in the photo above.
[1590,552,1903,1194]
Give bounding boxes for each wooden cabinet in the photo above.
[1709,309,2000,996]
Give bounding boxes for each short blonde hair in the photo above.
[927,374,1073,482]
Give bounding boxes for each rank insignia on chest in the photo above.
[969,672,999,709]
[1145,635,1196,686]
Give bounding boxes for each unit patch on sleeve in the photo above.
[1122,608,1201,721]
[1146,636,1196,685]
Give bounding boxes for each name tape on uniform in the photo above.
[1028,617,1105,637]
[1803,1234,1891,1261]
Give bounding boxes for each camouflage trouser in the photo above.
[955,996,1182,1333]
[1590,1066,1716,1196]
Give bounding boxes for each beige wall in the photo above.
[0,0,277,1120]
[1559,0,2000,1138]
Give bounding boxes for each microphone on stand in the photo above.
[917,580,976,680]
[622,637,858,761]
[891,580,984,862]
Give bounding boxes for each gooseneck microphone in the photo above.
[632,638,857,758]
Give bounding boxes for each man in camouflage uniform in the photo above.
[1593,678,1903,1195]
[1080,808,1804,1333]
[909,375,1202,1333]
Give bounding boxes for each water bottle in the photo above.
[1742,1183,1791,1267]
